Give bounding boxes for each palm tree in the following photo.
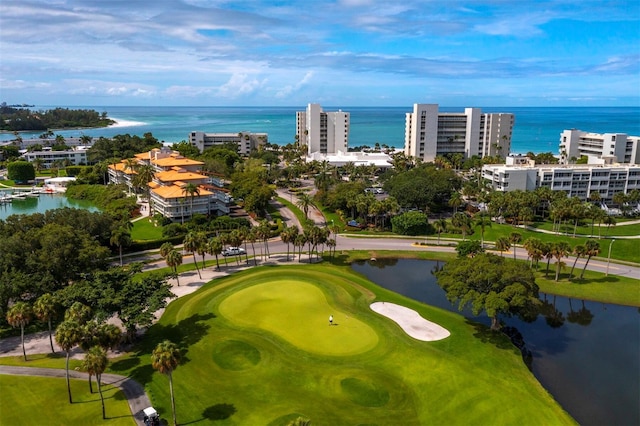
[132,163,155,200]
[448,192,463,214]
[451,212,472,240]
[65,302,92,324]
[580,240,601,279]
[56,319,82,403]
[570,244,587,278]
[182,182,201,221]
[194,231,209,269]
[551,242,571,281]
[159,242,174,259]
[509,232,522,260]
[183,232,202,279]
[6,301,33,361]
[83,346,108,419]
[433,218,448,246]
[280,225,293,261]
[495,237,510,257]
[207,237,223,270]
[166,249,183,286]
[110,226,132,266]
[523,237,544,269]
[474,213,491,248]
[245,228,259,266]
[33,293,58,353]
[296,192,315,219]
[151,340,181,426]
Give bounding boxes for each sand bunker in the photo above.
[370,302,450,342]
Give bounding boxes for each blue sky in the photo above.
[1,0,639,107]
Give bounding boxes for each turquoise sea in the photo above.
[2,106,639,155]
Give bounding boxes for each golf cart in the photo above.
[143,407,160,426]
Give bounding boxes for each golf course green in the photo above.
[129,264,575,425]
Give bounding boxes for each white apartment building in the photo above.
[189,131,267,155]
[559,129,640,165]
[21,147,90,168]
[296,103,349,155]
[404,104,514,162]
[482,156,640,202]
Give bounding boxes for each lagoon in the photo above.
[0,191,98,220]
[351,258,640,426]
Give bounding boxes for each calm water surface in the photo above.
[351,258,640,426]
[0,191,98,220]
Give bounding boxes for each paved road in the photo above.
[0,366,150,426]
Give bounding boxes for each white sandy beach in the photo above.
[108,117,147,128]
[370,301,450,341]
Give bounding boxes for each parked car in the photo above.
[222,247,246,256]
[347,220,365,229]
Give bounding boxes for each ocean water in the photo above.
[2,106,639,155]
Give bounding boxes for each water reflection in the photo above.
[351,258,639,426]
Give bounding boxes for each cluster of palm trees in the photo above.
[517,237,601,281]
[4,299,121,418]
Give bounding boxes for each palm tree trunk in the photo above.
[88,374,93,393]
[214,254,220,271]
[580,255,592,279]
[48,319,55,353]
[66,352,73,403]
[97,374,105,419]
[555,261,561,281]
[570,256,580,278]
[20,325,26,361]
[169,373,177,426]
[192,253,201,279]
[119,245,124,266]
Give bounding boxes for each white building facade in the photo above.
[559,129,640,165]
[189,131,267,155]
[21,147,90,168]
[404,104,514,162]
[296,103,349,155]
[482,157,640,202]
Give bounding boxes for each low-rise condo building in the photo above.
[108,147,229,222]
[189,131,267,155]
[559,129,640,165]
[404,104,514,162]
[21,147,90,168]
[296,103,350,155]
[482,155,640,202]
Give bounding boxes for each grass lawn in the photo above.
[112,265,573,425]
[0,374,134,425]
[130,217,164,241]
[441,222,639,263]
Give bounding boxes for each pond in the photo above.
[351,258,640,426]
[0,191,98,220]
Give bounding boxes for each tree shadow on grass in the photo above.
[203,404,236,421]
[137,312,215,358]
[109,357,140,373]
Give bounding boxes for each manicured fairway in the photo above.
[131,264,575,425]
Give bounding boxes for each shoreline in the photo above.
[0,117,146,135]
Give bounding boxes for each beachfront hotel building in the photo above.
[189,131,267,155]
[108,147,230,221]
[296,103,350,155]
[404,104,514,162]
[482,155,640,203]
[559,129,640,165]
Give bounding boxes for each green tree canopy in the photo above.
[7,161,35,183]
[436,253,540,330]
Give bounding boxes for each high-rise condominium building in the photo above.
[559,129,640,165]
[404,104,514,162]
[296,103,349,155]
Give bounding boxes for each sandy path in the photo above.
[370,301,450,341]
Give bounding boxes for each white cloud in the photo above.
[217,74,266,98]
[275,71,314,98]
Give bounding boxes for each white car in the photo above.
[222,247,246,256]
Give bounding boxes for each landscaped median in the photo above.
[119,264,574,425]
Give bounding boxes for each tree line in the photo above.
[0,107,115,131]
